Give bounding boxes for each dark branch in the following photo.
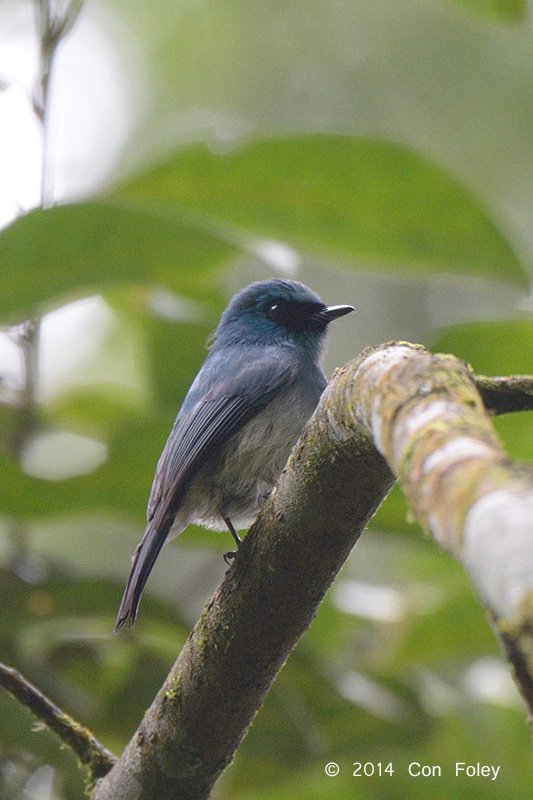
[92,364,395,800]
[4,348,530,798]
[476,374,533,415]
[0,661,116,783]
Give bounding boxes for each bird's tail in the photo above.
[114,518,173,632]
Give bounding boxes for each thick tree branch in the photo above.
[92,356,396,799]
[92,343,533,798]
[347,343,533,716]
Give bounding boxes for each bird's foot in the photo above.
[223,550,237,565]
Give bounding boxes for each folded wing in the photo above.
[115,349,299,630]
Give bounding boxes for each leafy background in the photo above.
[0,0,533,798]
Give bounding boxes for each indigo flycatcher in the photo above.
[115,278,353,630]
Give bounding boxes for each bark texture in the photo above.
[347,343,533,715]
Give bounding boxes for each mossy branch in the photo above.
[343,343,533,716]
[92,356,396,799]
[476,373,533,415]
[93,343,533,799]
[0,661,116,785]
[3,343,532,798]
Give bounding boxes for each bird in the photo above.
[114,278,353,631]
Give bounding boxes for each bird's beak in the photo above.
[323,304,355,322]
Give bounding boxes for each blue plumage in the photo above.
[115,278,353,630]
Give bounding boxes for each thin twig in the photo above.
[8,319,40,456]
[32,0,85,208]
[1,6,113,788]
[0,661,116,781]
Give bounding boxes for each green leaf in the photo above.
[0,202,237,320]
[112,136,526,287]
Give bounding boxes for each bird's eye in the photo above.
[267,304,279,321]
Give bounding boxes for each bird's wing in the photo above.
[147,351,298,527]
[147,396,246,520]
[115,350,298,631]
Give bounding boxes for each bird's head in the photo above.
[213,278,354,358]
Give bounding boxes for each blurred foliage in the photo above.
[0,1,532,799]
[447,0,527,23]
[113,137,525,285]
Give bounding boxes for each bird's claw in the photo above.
[223,550,237,565]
